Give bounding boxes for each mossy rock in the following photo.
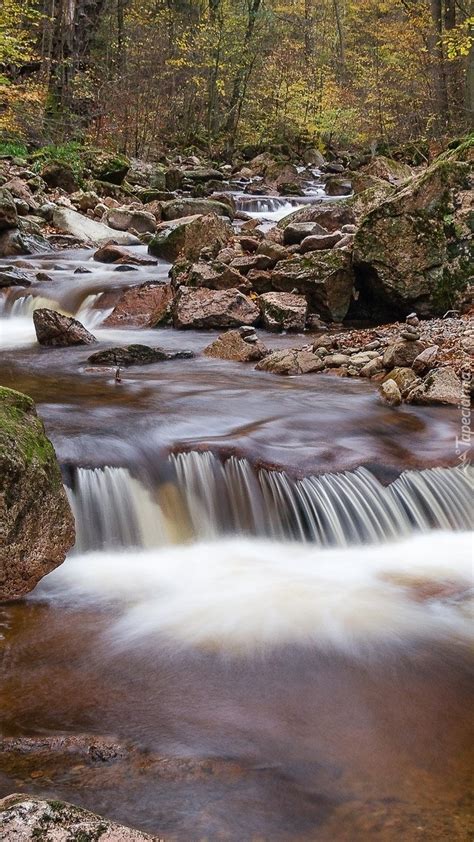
[0,387,75,600]
[271,249,354,322]
[84,148,130,184]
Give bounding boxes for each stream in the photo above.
[0,194,472,841]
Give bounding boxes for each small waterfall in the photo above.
[65,453,472,552]
[8,294,65,317]
[76,293,113,328]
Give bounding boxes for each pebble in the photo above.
[405,312,419,327]
[400,330,420,341]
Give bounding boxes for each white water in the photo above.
[0,291,112,348]
[38,531,473,655]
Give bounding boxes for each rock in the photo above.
[353,142,473,318]
[0,794,159,840]
[380,379,402,406]
[93,243,156,264]
[258,291,307,332]
[383,339,426,368]
[87,344,194,366]
[0,189,18,230]
[0,266,32,287]
[52,207,140,245]
[408,366,462,406]
[182,168,224,183]
[325,177,352,196]
[406,312,420,327]
[161,198,233,220]
[230,254,273,273]
[412,345,439,374]
[71,190,100,212]
[278,202,356,234]
[349,351,380,366]
[246,268,273,293]
[33,309,97,347]
[204,328,268,362]
[105,207,157,234]
[0,228,52,257]
[362,156,412,185]
[3,177,38,210]
[171,260,244,290]
[383,366,419,396]
[360,357,384,377]
[302,148,326,167]
[300,231,343,252]
[271,250,354,322]
[85,149,130,184]
[40,161,78,192]
[0,387,75,600]
[324,353,351,367]
[104,282,173,327]
[173,287,260,329]
[255,349,324,375]
[255,241,288,262]
[400,329,420,341]
[283,221,328,245]
[148,213,231,262]
[165,167,183,191]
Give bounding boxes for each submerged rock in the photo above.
[0,387,75,601]
[87,345,194,366]
[258,291,307,332]
[204,328,268,362]
[173,286,260,329]
[33,309,97,347]
[0,794,160,840]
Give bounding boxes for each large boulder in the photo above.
[407,366,463,406]
[33,308,97,347]
[258,291,307,332]
[173,287,260,329]
[40,161,78,192]
[0,387,75,601]
[361,156,412,185]
[0,228,52,257]
[278,202,356,233]
[52,207,140,245]
[0,794,157,840]
[204,328,268,362]
[161,198,234,220]
[103,282,173,327]
[84,149,130,184]
[105,207,157,234]
[170,259,244,290]
[271,250,354,322]
[353,142,473,319]
[148,213,231,262]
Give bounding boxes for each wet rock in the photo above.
[106,207,157,234]
[0,387,75,601]
[0,266,32,287]
[161,198,233,220]
[171,260,244,291]
[93,243,157,264]
[0,794,159,841]
[258,292,307,332]
[256,349,324,375]
[148,214,231,262]
[383,366,419,397]
[52,207,140,245]
[0,228,52,257]
[0,190,18,231]
[383,339,426,368]
[88,345,194,366]
[360,356,384,377]
[33,309,97,347]
[271,250,354,322]
[380,379,402,406]
[104,282,173,328]
[204,328,268,362]
[283,221,328,245]
[300,231,343,253]
[40,161,78,192]
[173,286,260,329]
[408,366,463,406]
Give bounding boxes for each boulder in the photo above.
[103,282,173,327]
[85,149,130,184]
[353,142,473,319]
[0,266,32,287]
[3,177,38,210]
[204,328,268,362]
[0,189,18,231]
[255,349,324,375]
[383,339,426,369]
[170,260,244,290]
[361,156,412,185]
[300,231,342,252]
[182,168,223,182]
[283,221,328,245]
[33,309,97,346]
[87,344,194,366]
[380,379,402,406]
[382,366,419,397]
[256,241,288,263]
[52,207,140,245]
[258,292,307,332]
[278,202,356,233]
[302,148,326,167]
[230,254,273,273]
[93,243,156,264]
[71,190,100,212]
[0,228,52,257]
[40,161,78,192]
[161,198,233,220]
[0,387,75,600]
[271,250,354,322]
[408,366,462,406]
[325,177,352,196]
[0,794,158,840]
[148,213,231,262]
[413,344,439,374]
[360,356,384,377]
[173,287,260,329]
[105,207,157,234]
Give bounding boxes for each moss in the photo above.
[0,386,61,489]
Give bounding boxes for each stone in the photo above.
[353,142,473,319]
[324,353,351,367]
[0,266,32,287]
[3,177,38,210]
[161,198,233,220]
[362,156,412,185]
[255,349,324,375]
[106,207,157,234]
[52,207,140,245]
[33,308,97,347]
[271,250,354,322]
[258,291,307,332]
[246,269,273,293]
[104,282,173,327]
[85,149,130,184]
[71,190,100,211]
[255,241,288,263]
[400,329,420,341]
[239,236,260,253]
[0,189,18,231]
[182,167,224,182]
[204,329,268,362]
[173,287,260,329]
[148,214,231,262]
[0,228,52,257]
[349,351,379,365]
[165,167,183,191]
[406,312,420,327]
[408,366,462,406]
[380,379,402,406]
[0,794,160,840]
[230,254,273,273]
[325,177,352,196]
[300,231,343,252]
[383,339,426,369]
[278,202,356,234]
[87,344,194,366]
[383,366,419,396]
[360,356,384,377]
[283,221,328,245]
[0,387,75,600]
[170,260,244,291]
[40,161,78,192]
[302,148,326,167]
[93,243,157,264]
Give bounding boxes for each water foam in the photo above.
[39,531,473,655]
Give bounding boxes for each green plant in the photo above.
[31,141,85,182]
[0,139,28,158]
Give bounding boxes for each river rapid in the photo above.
[0,197,472,841]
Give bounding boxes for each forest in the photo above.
[1,0,473,157]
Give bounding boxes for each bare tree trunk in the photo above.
[428,0,450,131]
[224,0,262,158]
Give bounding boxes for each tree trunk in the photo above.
[224,0,262,158]
[428,0,450,131]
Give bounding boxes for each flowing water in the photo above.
[0,236,472,840]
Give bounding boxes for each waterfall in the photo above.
[65,453,472,552]
[8,294,65,316]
